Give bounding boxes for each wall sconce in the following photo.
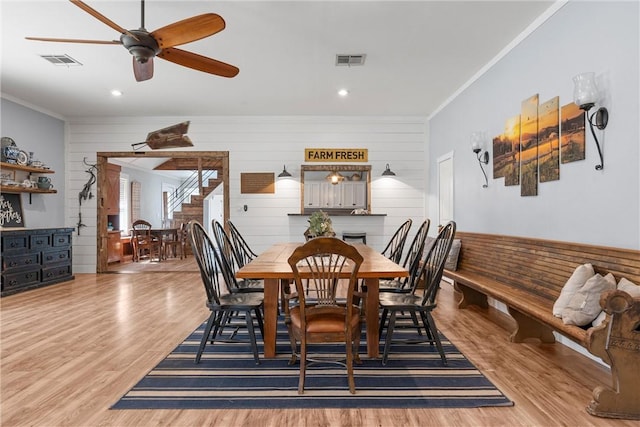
[277,165,292,178]
[573,72,608,170]
[471,132,489,188]
[381,163,396,176]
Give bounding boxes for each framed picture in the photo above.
[0,193,25,227]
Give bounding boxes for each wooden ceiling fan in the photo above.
[26,0,239,82]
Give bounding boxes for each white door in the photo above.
[207,194,224,237]
[437,152,454,227]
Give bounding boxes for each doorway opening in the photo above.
[95,151,229,273]
[437,151,454,228]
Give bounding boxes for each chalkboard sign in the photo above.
[0,193,25,227]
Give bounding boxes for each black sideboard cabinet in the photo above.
[1,227,74,296]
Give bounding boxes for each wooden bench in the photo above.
[443,232,640,420]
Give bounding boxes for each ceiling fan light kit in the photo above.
[121,30,160,63]
[26,0,239,82]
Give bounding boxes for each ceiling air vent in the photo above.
[335,54,366,66]
[40,54,83,66]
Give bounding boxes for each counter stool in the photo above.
[342,231,367,244]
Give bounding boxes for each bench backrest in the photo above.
[453,232,640,304]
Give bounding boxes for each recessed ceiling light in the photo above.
[111,89,123,97]
[338,89,349,97]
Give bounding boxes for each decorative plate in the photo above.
[1,137,17,162]
[16,150,29,166]
[1,136,16,148]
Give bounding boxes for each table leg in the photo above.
[365,278,380,358]
[263,278,279,358]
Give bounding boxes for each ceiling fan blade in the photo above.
[133,57,154,82]
[26,36,121,45]
[69,0,139,41]
[151,14,226,49]
[158,47,239,78]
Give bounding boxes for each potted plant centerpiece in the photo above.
[305,210,336,239]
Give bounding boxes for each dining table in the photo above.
[236,241,409,359]
[150,228,179,240]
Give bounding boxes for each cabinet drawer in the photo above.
[30,234,51,250]
[52,232,72,247]
[2,253,39,271]
[41,264,72,282]
[42,249,71,266]
[2,268,40,290]
[2,235,28,252]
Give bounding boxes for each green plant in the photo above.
[307,210,334,237]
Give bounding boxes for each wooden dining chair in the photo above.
[360,218,413,292]
[381,219,413,264]
[178,222,189,258]
[161,228,181,260]
[131,219,162,262]
[187,220,264,364]
[211,219,263,293]
[283,237,364,394]
[212,219,234,266]
[227,219,258,268]
[378,221,456,366]
[379,219,430,293]
[378,219,431,335]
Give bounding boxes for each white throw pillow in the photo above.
[424,237,436,255]
[444,239,461,271]
[617,277,640,297]
[592,277,640,327]
[552,263,595,317]
[562,273,616,326]
[591,277,640,326]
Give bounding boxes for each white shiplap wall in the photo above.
[66,116,428,273]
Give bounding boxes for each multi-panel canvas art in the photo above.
[520,94,539,197]
[538,96,560,182]
[490,93,585,196]
[560,102,586,163]
[503,116,521,186]
[492,116,521,186]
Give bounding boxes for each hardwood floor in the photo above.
[1,273,635,426]
[106,254,198,273]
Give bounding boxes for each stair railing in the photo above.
[166,169,218,221]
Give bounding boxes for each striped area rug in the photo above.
[112,318,513,409]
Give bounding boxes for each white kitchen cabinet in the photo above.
[303,182,322,208]
[341,182,367,209]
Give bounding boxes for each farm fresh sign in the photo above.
[304,148,368,162]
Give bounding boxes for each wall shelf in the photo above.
[0,186,57,194]
[1,161,57,200]
[0,162,54,174]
